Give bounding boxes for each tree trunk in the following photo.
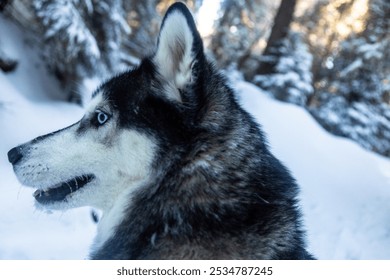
[263,0,297,55]
[256,0,297,75]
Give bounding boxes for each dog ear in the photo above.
[153,2,204,101]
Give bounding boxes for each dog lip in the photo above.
[33,174,95,204]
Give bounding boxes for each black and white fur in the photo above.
[7,3,313,259]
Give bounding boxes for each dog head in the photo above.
[8,3,206,212]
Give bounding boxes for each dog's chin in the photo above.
[32,174,95,206]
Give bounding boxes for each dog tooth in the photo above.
[33,189,42,197]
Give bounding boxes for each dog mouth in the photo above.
[33,174,95,204]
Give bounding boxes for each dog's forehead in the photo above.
[87,89,107,113]
[88,76,135,111]
[87,62,156,115]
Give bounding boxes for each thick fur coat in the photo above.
[8,2,313,259]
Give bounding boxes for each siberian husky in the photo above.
[8,2,313,259]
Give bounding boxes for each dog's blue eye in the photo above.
[96,111,109,125]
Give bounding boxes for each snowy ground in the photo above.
[235,81,390,260]
[1,16,390,260]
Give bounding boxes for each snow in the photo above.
[358,42,383,60]
[36,0,101,59]
[1,16,390,260]
[339,58,363,77]
[254,32,314,107]
[234,81,390,260]
[0,17,96,260]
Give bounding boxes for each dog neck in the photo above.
[90,180,144,255]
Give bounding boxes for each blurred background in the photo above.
[1,0,389,158]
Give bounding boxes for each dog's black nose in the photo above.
[7,146,23,165]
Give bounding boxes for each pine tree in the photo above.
[254,32,313,106]
[299,0,390,157]
[210,0,277,70]
[33,0,101,80]
[3,0,202,102]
